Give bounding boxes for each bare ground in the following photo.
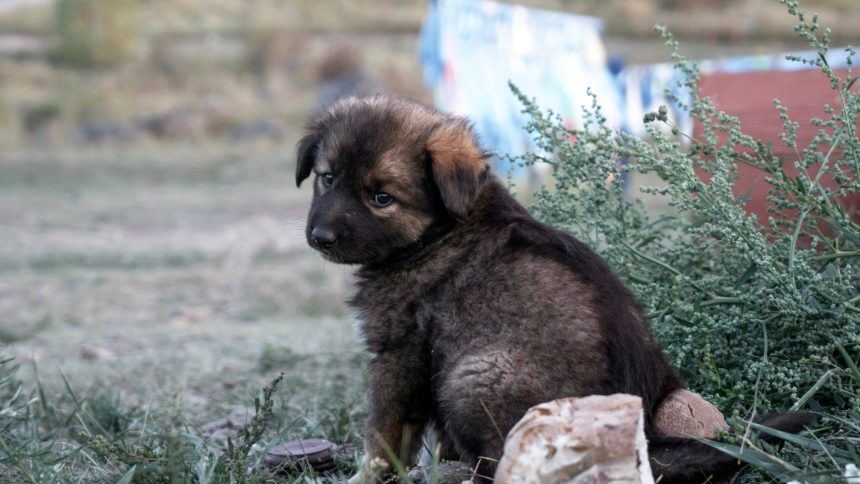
[0,142,362,427]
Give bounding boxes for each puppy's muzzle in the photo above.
[311,226,338,249]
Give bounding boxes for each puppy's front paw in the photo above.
[348,456,390,483]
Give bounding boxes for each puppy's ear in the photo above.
[426,119,489,217]
[295,127,323,187]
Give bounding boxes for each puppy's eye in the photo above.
[321,173,334,187]
[372,192,394,207]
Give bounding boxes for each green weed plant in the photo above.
[512,1,859,480]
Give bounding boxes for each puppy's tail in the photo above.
[648,411,814,483]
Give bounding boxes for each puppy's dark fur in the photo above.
[296,96,812,483]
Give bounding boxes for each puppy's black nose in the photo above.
[312,226,338,248]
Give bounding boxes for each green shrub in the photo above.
[55,0,139,68]
[517,0,858,416]
[513,0,859,479]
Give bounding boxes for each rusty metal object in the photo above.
[263,439,337,474]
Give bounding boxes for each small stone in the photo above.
[409,461,473,484]
[169,305,211,325]
[201,406,256,437]
[226,406,256,428]
[201,417,229,433]
[209,427,239,446]
[653,389,729,439]
[80,344,116,361]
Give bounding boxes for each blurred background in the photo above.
[0,0,858,438]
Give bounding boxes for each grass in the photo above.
[0,144,367,482]
[703,355,860,483]
[1,354,370,482]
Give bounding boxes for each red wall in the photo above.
[694,68,858,226]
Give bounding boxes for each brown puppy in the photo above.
[296,96,810,483]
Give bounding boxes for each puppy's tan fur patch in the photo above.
[426,122,486,183]
[426,121,488,217]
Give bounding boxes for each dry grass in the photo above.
[0,143,358,429]
[0,143,373,482]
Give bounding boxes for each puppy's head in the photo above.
[296,96,489,264]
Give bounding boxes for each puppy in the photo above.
[296,96,811,483]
